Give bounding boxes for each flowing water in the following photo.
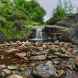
[31,27,46,41]
[35,28,43,40]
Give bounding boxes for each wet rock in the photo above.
[33,61,56,78]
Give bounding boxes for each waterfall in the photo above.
[31,27,47,41]
[35,28,43,40]
[30,27,48,42]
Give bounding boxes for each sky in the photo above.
[37,0,78,21]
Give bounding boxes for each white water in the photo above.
[36,28,43,40]
[31,28,43,41]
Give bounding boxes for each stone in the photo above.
[2,69,11,74]
[59,42,64,47]
[42,44,47,49]
[33,61,56,78]
[25,40,31,46]
[75,56,78,65]
[6,48,19,53]
[57,69,65,77]
[24,68,32,77]
[8,65,18,70]
[30,55,46,60]
[0,55,4,60]
[54,40,59,45]
[16,41,22,46]
[16,52,26,58]
[67,26,78,44]
[67,48,74,54]
[6,74,24,78]
[0,65,6,69]
[0,71,6,78]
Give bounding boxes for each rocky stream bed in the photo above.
[0,41,78,78]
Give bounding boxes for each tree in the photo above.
[15,0,45,24]
[0,0,45,40]
[47,6,66,25]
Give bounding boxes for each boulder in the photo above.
[33,61,56,78]
[69,27,78,44]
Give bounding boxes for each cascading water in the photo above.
[31,27,47,41]
[35,28,43,40]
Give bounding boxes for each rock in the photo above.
[4,42,10,46]
[16,41,22,46]
[2,69,11,74]
[0,71,6,78]
[16,52,26,58]
[65,69,73,78]
[75,56,78,65]
[59,42,64,47]
[67,48,74,54]
[6,48,19,53]
[8,65,18,70]
[54,40,59,45]
[0,55,4,60]
[24,68,32,77]
[0,65,6,69]
[57,69,65,77]
[68,27,78,44]
[30,55,46,60]
[25,40,31,46]
[64,43,71,49]
[42,44,47,49]
[33,61,56,78]
[6,74,24,78]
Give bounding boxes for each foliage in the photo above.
[15,0,45,23]
[47,6,66,25]
[0,0,45,40]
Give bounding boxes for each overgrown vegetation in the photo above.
[0,0,45,40]
[47,6,66,25]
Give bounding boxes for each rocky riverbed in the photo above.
[0,41,78,78]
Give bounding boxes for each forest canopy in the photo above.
[0,0,45,40]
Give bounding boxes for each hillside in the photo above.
[56,14,78,28]
[56,14,78,44]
